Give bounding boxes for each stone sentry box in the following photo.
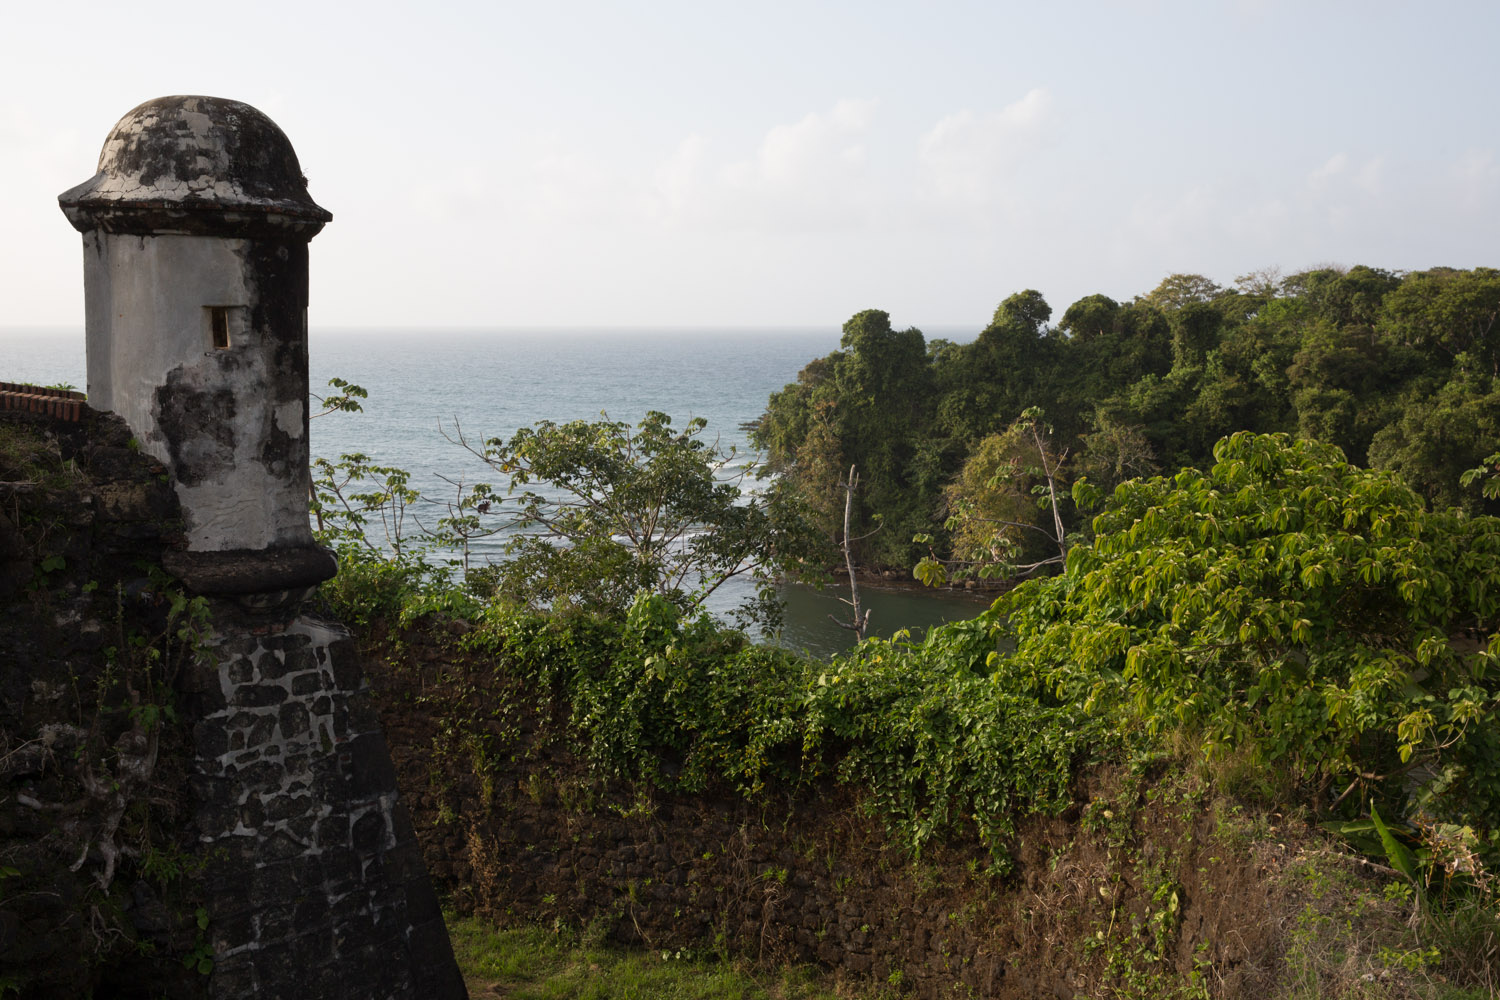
[59,95,336,599]
[58,97,467,999]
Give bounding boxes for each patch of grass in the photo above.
[0,422,74,488]
[448,914,891,999]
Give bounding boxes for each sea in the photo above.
[0,326,992,657]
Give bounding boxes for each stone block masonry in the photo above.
[370,626,1291,1000]
[180,611,467,1000]
[0,406,466,998]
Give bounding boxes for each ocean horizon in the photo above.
[1,324,990,655]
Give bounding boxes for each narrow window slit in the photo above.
[210,307,232,350]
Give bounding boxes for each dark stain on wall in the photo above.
[241,240,310,486]
[154,370,237,487]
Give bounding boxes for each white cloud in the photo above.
[1353,156,1384,195]
[917,88,1054,206]
[0,101,102,324]
[756,98,875,185]
[1455,149,1498,183]
[1124,184,1220,249]
[1227,196,1291,244]
[648,135,707,221]
[411,132,637,231]
[1307,151,1382,195]
[371,100,888,249]
[1451,149,1499,208]
[647,100,881,232]
[1298,151,1388,232]
[1232,0,1284,20]
[1308,152,1349,187]
[525,145,625,223]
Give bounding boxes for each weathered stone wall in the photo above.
[365,625,1290,1000]
[181,612,465,999]
[0,406,201,998]
[0,404,466,1000]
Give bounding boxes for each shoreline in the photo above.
[824,564,1008,601]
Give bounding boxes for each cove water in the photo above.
[1,326,990,657]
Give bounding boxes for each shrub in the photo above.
[1000,432,1500,830]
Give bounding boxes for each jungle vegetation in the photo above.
[752,265,1500,581]
[304,263,1500,992]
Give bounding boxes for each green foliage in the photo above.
[446,913,884,999]
[311,450,475,625]
[364,426,1500,877]
[758,265,1500,584]
[472,595,809,796]
[332,409,1500,987]
[1058,293,1120,342]
[312,398,815,629]
[991,288,1052,332]
[1461,450,1500,501]
[1368,367,1500,513]
[802,616,1109,857]
[1380,266,1500,371]
[1371,803,1422,900]
[464,410,817,628]
[462,589,1108,861]
[915,407,1077,586]
[310,375,369,417]
[182,908,213,976]
[755,309,939,569]
[307,378,487,624]
[1140,273,1224,312]
[999,432,1500,827]
[318,543,480,627]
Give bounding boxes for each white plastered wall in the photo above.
[81,232,312,552]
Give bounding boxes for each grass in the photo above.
[448,915,891,1000]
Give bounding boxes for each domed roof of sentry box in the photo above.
[59,95,332,239]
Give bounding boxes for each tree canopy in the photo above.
[755,266,1500,581]
[1002,432,1500,821]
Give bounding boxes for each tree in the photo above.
[1140,273,1222,312]
[991,289,1052,333]
[458,411,817,628]
[946,291,1064,445]
[757,268,1500,592]
[1288,318,1395,463]
[1366,369,1500,514]
[1075,418,1156,494]
[1169,301,1222,368]
[1057,293,1119,342]
[1380,266,1500,374]
[1232,265,1283,299]
[914,408,1078,586]
[1462,449,1500,501]
[1000,432,1500,822]
[755,309,938,569]
[828,465,878,640]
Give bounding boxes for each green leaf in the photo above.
[1371,804,1421,896]
[913,557,947,588]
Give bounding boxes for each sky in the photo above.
[2,0,1497,333]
